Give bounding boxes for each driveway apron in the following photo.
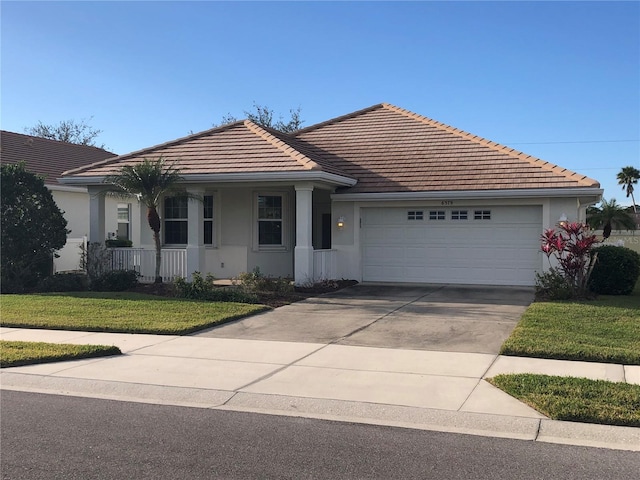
[193,284,534,354]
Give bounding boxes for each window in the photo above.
[474,210,491,220]
[451,210,468,220]
[407,211,423,220]
[258,195,283,246]
[429,210,445,220]
[204,195,214,245]
[117,203,130,240]
[164,197,188,244]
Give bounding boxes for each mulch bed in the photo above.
[128,279,358,308]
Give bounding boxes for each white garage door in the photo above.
[361,206,542,286]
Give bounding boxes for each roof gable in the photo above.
[295,103,600,193]
[63,121,354,181]
[0,130,116,185]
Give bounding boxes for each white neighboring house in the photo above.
[0,130,134,273]
[59,104,603,286]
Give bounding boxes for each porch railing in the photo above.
[313,249,337,281]
[110,248,187,283]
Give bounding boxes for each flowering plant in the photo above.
[540,221,598,298]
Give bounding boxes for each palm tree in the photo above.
[586,198,636,239]
[104,157,186,283]
[616,166,640,213]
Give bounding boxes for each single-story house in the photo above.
[0,130,120,272]
[59,104,602,286]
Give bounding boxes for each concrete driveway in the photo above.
[194,284,534,354]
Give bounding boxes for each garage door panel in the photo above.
[362,206,541,286]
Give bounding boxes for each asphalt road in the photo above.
[1,390,637,480]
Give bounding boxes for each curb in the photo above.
[2,371,638,452]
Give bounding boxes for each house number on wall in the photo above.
[441,200,454,206]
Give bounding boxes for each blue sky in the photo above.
[2,1,639,205]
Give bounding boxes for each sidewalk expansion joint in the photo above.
[479,354,500,380]
[233,343,331,391]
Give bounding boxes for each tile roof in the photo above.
[63,121,354,180]
[60,103,600,194]
[294,104,600,193]
[0,130,116,186]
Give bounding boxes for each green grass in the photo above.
[500,291,640,365]
[0,292,269,335]
[1,340,121,368]
[488,374,640,427]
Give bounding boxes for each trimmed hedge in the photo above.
[589,246,640,295]
[91,270,139,292]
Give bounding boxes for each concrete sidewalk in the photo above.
[1,327,639,451]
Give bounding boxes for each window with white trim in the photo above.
[117,203,130,240]
[474,210,491,220]
[429,210,446,220]
[258,195,283,246]
[407,211,423,220]
[451,210,468,220]
[204,195,214,245]
[164,197,188,244]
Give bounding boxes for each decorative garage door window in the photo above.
[429,210,445,220]
[451,210,468,220]
[407,211,424,220]
[474,210,491,220]
[258,195,283,245]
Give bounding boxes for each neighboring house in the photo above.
[60,104,602,286]
[0,130,119,272]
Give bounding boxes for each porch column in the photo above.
[186,189,205,280]
[87,186,105,243]
[294,184,314,285]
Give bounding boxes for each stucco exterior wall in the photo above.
[52,189,89,238]
[202,186,295,279]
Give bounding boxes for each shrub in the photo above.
[234,267,294,294]
[36,273,89,292]
[540,222,598,298]
[80,242,112,282]
[589,246,640,295]
[105,239,133,248]
[1,163,68,293]
[534,268,574,301]
[91,270,139,292]
[174,272,259,303]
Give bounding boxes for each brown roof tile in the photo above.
[0,131,117,185]
[60,103,600,194]
[63,121,354,180]
[294,103,600,193]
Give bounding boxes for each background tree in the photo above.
[25,117,105,148]
[616,166,639,213]
[103,158,194,283]
[586,198,636,238]
[215,103,303,133]
[1,163,69,292]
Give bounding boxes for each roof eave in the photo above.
[58,171,357,188]
[331,187,604,202]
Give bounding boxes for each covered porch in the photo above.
[88,182,344,285]
[109,246,338,284]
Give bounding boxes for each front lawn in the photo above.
[1,340,121,368]
[500,293,640,365]
[0,292,268,335]
[488,374,640,427]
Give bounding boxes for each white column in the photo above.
[186,189,205,280]
[294,184,314,285]
[88,186,105,243]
